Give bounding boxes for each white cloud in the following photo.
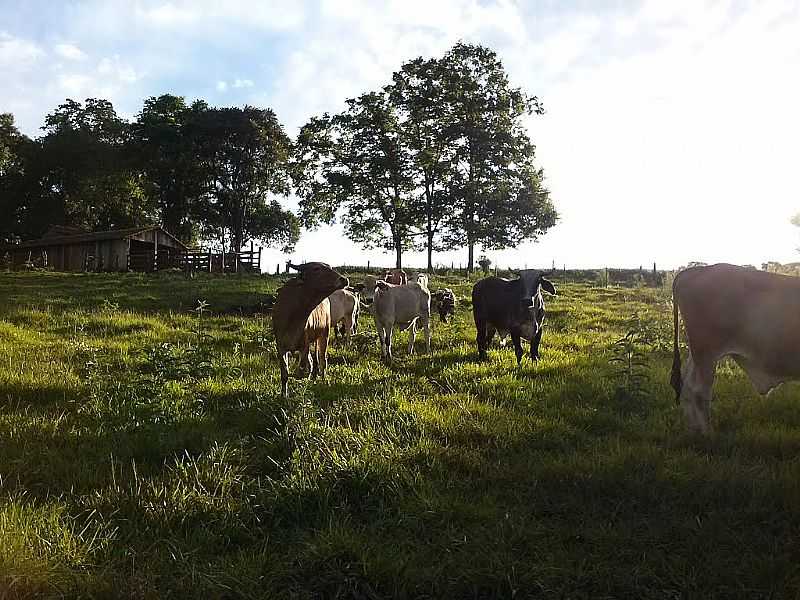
[136,0,305,30]
[0,32,44,68]
[137,2,198,26]
[232,79,254,89]
[216,80,228,92]
[97,55,140,83]
[54,43,87,61]
[56,73,94,95]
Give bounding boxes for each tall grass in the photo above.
[0,271,798,598]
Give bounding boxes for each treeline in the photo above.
[0,43,557,271]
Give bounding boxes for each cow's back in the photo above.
[472,277,519,330]
[328,289,355,323]
[676,264,800,376]
[307,298,331,333]
[375,282,430,323]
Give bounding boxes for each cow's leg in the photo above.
[511,332,524,366]
[680,352,715,434]
[279,351,290,398]
[318,331,329,378]
[475,317,488,361]
[734,355,785,395]
[531,326,544,361]
[486,325,496,347]
[309,340,320,380]
[296,344,311,378]
[376,321,387,360]
[385,326,394,363]
[408,321,416,355]
[344,315,352,344]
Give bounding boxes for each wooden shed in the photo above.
[1,225,188,272]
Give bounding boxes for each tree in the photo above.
[389,57,457,272]
[294,91,419,268]
[439,43,555,272]
[132,95,209,242]
[0,113,24,176]
[27,98,153,234]
[194,106,298,253]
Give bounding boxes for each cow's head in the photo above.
[432,289,456,322]
[518,269,556,323]
[288,261,348,292]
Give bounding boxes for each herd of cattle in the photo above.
[271,261,800,435]
[271,262,555,398]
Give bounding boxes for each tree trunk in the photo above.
[427,231,434,274]
[467,241,474,274]
[395,237,402,269]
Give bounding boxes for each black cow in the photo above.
[431,288,456,323]
[472,270,557,364]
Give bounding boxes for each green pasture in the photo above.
[0,271,798,599]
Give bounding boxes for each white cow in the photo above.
[416,273,429,289]
[372,281,431,363]
[358,274,379,304]
[328,288,360,343]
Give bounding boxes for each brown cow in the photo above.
[384,269,408,285]
[272,262,348,397]
[672,263,800,433]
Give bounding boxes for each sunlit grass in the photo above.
[0,271,799,598]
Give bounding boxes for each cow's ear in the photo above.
[540,277,556,295]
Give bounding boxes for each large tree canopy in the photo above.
[439,42,554,271]
[0,98,300,254]
[132,95,209,243]
[294,92,418,268]
[15,98,152,237]
[294,42,556,271]
[194,106,298,253]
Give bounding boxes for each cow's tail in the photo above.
[670,284,682,402]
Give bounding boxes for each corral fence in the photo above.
[128,246,262,274]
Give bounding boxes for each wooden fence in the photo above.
[128,247,262,274]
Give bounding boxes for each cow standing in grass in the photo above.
[672,263,800,433]
[472,270,556,365]
[272,262,348,397]
[372,280,431,363]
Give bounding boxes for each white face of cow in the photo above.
[517,270,556,339]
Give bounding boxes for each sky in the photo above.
[2,0,799,271]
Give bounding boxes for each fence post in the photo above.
[208,249,212,273]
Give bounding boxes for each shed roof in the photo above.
[1,226,188,250]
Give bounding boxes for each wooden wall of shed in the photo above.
[97,239,128,271]
[129,229,184,249]
[7,240,130,271]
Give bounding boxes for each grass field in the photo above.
[1,271,799,599]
